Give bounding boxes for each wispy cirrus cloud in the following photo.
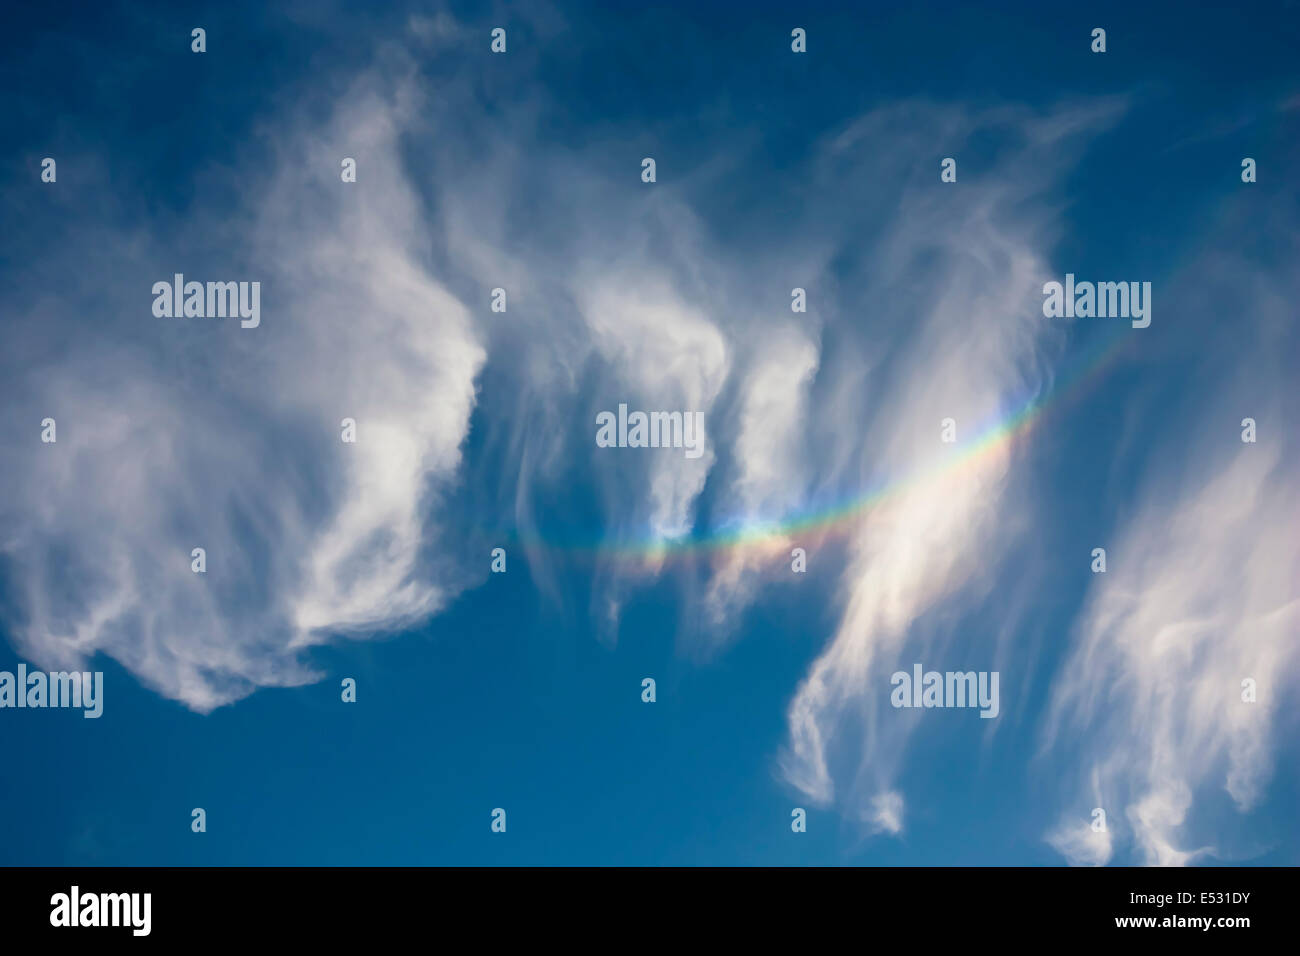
[1045,442,1299,865]
[1042,207,1300,865]
[19,11,1294,874]
[778,100,1123,820]
[0,12,1127,746]
[0,42,486,711]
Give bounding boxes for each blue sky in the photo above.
[1,1,1298,865]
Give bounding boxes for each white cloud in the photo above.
[1044,444,1299,864]
[778,101,1119,816]
[1040,195,1300,865]
[703,326,819,627]
[1046,817,1114,867]
[578,276,730,542]
[868,790,906,835]
[0,50,485,711]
